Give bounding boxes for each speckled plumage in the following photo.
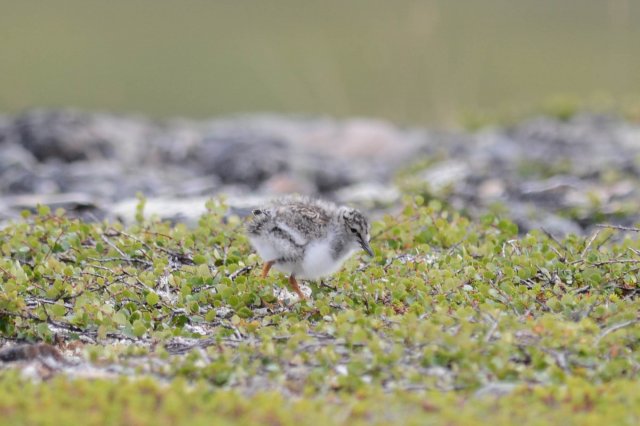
[246,195,373,298]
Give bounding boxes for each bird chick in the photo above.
[246,196,373,298]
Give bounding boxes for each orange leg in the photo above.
[261,260,275,278]
[288,275,307,299]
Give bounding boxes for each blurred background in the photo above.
[2,1,640,235]
[1,0,638,127]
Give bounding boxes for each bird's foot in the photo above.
[261,261,275,278]
[260,296,283,310]
[288,276,308,300]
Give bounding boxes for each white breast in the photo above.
[248,235,281,262]
[297,238,357,279]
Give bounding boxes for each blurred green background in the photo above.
[1,0,638,126]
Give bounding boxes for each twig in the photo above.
[487,272,520,316]
[595,232,614,251]
[42,229,65,264]
[119,230,194,265]
[542,348,569,372]
[86,256,152,266]
[581,229,601,258]
[222,237,237,266]
[101,234,128,258]
[596,224,640,232]
[576,300,600,321]
[25,297,74,309]
[591,259,640,267]
[502,239,522,257]
[0,265,16,279]
[229,265,252,281]
[541,227,567,256]
[596,318,639,345]
[548,245,566,263]
[571,285,591,294]
[99,234,153,267]
[135,230,194,264]
[483,314,499,343]
[117,230,153,252]
[319,280,337,291]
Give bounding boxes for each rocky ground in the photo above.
[1,108,640,235]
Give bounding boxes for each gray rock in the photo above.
[0,144,39,193]
[334,182,401,208]
[2,109,640,235]
[419,160,470,192]
[109,196,210,226]
[12,109,117,162]
[198,134,289,187]
[507,202,583,236]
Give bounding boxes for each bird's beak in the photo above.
[361,241,374,257]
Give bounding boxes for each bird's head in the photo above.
[340,207,374,257]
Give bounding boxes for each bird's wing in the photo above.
[274,204,330,245]
[247,206,312,247]
[273,220,309,246]
[294,205,328,226]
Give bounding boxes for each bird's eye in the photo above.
[350,227,358,234]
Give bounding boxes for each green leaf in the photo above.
[146,291,160,306]
[193,254,207,265]
[36,323,51,339]
[237,307,253,319]
[37,204,51,216]
[50,302,67,318]
[132,320,147,337]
